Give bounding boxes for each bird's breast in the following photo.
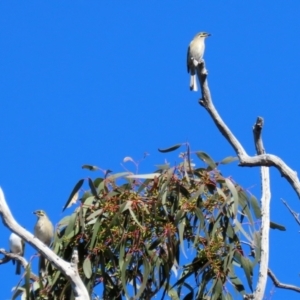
[189,42,205,62]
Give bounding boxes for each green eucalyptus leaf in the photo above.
[219,156,238,165]
[126,173,161,179]
[155,163,171,169]
[195,151,216,169]
[225,178,239,218]
[233,219,252,243]
[250,195,261,219]
[83,256,92,279]
[175,209,185,225]
[107,172,132,181]
[89,217,101,250]
[240,256,253,291]
[158,143,182,153]
[178,219,187,258]
[82,164,99,171]
[93,177,103,188]
[238,189,253,225]
[63,179,84,211]
[253,231,261,266]
[121,253,133,299]
[51,270,62,290]
[270,221,286,231]
[88,177,98,198]
[129,207,144,230]
[134,257,150,299]
[86,208,103,221]
[64,212,78,238]
[212,278,222,300]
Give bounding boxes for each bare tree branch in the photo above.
[0,187,90,300]
[197,61,300,199]
[252,117,270,300]
[268,269,300,293]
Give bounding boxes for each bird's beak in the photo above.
[33,211,37,215]
[207,33,211,37]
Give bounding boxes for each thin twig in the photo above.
[268,268,300,293]
[281,199,300,226]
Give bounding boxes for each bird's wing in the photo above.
[187,46,191,73]
[21,239,25,256]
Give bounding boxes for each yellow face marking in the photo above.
[34,210,46,217]
[197,32,211,38]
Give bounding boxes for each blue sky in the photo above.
[0,2,300,299]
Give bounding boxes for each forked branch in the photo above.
[197,61,300,199]
[268,269,300,293]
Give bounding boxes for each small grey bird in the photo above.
[33,210,54,273]
[9,232,25,275]
[187,32,211,91]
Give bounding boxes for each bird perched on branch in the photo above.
[9,232,25,275]
[187,32,211,91]
[33,210,54,273]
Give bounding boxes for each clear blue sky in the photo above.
[0,2,300,299]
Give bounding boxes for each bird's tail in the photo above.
[190,74,198,92]
[39,256,46,274]
[16,261,21,275]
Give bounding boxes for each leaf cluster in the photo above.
[28,149,262,300]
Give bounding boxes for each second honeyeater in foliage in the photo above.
[33,210,54,273]
[187,32,211,91]
[9,232,25,275]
